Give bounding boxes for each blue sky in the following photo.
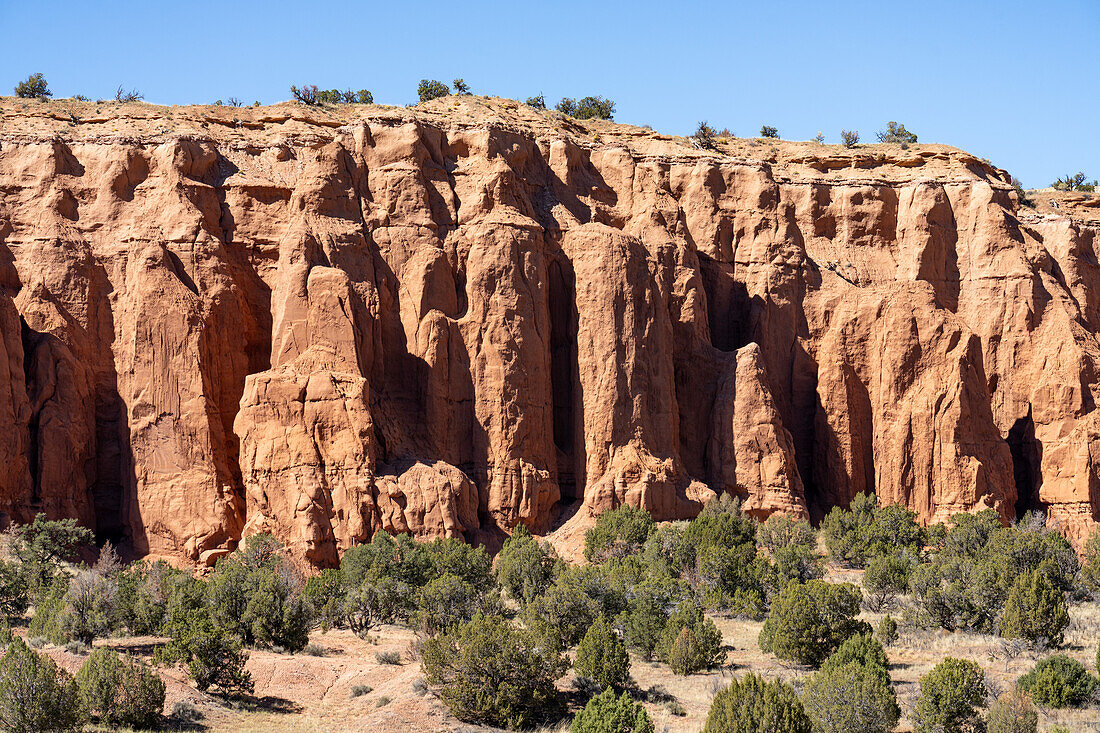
[1,0,1096,187]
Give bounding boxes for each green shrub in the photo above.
[820,493,876,567]
[58,568,117,644]
[157,601,252,694]
[245,565,312,651]
[116,560,188,635]
[76,647,165,729]
[556,96,615,120]
[585,506,655,562]
[841,130,859,148]
[424,537,494,587]
[525,94,546,109]
[875,615,898,646]
[1052,172,1095,192]
[207,536,312,652]
[693,122,718,150]
[912,658,986,733]
[862,554,912,611]
[821,494,923,568]
[770,543,824,587]
[1082,525,1100,592]
[416,572,497,634]
[418,79,450,102]
[758,580,870,667]
[303,568,346,630]
[574,615,629,690]
[11,514,94,596]
[375,650,401,665]
[756,514,815,555]
[760,125,779,138]
[0,561,28,619]
[0,637,84,732]
[346,574,413,633]
[27,577,67,644]
[1016,654,1096,708]
[452,79,471,95]
[912,515,1078,635]
[703,673,812,733]
[571,688,653,733]
[290,85,319,104]
[696,542,770,612]
[819,634,888,677]
[876,121,918,144]
[657,600,724,674]
[14,73,51,99]
[641,522,692,576]
[999,569,1069,646]
[684,494,756,557]
[350,684,372,697]
[620,577,682,660]
[495,524,562,605]
[985,689,1037,733]
[421,613,566,729]
[802,660,899,733]
[524,561,633,647]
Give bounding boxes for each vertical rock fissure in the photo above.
[548,255,582,502]
[1009,408,1045,518]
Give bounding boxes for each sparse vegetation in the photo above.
[290,85,319,105]
[1053,172,1096,192]
[291,85,372,105]
[14,73,51,99]
[841,129,860,147]
[452,79,471,95]
[693,121,718,150]
[418,79,450,102]
[985,690,1038,733]
[525,94,546,109]
[556,96,615,120]
[760,125,779,138]
[114,86,144,102]
[876,121,918,143]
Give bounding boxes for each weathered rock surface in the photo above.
[0,97,1097,563]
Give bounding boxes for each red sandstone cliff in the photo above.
[0,96,1097,564]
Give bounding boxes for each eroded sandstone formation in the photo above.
[0,97,1097,563]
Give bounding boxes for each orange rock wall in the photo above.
[1,105,1097,563]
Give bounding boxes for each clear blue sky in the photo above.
[2,0,1096,187]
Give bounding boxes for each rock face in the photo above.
[0,97,1097,563]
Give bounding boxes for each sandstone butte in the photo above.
[0,95,1098,569]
